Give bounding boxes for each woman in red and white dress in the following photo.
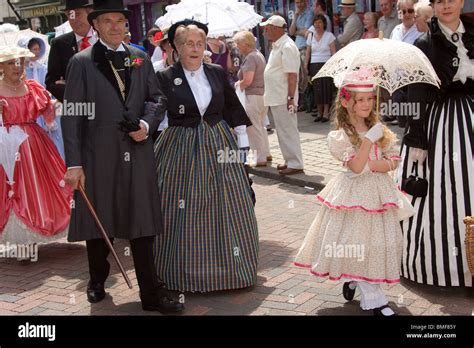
[0,46,72,261]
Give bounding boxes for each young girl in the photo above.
[294,68,407,316]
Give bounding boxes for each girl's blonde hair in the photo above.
[333,89,397,149]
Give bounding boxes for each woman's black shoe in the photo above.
[142,295,185,313]
[373,304,398,316]
[321,117,329,123]
[342,282,355,301]
[313,116,322,122]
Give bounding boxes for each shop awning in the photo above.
[17,2,62,19]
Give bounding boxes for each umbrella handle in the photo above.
[376,86,380,116]
[0,99,7,128]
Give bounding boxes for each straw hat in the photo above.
[0,46,35,63]
[338,0,356,7]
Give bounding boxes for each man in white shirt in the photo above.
[378,0,400,39]
[261,15,304,175]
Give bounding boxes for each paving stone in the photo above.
[0,156,467,317]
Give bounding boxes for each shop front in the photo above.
[9,0,66,32]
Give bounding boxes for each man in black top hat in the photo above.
[46,0,97,102]
[61,0,184,313]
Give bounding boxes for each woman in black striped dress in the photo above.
[399,0,473,287]
[153,20,259,292]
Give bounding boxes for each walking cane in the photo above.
[78,183,133,289]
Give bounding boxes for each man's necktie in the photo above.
[80,36,91,51]
[105,50,128,100]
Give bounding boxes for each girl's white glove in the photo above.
[364,123,384,143]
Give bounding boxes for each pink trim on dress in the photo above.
[294,262,400,284]
[316,195,401,213]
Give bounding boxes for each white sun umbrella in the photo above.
[155,0,263,38]
[0,100,29,189]
[0,29,50,65]
[0,24,20,33]
[312,37,440,95]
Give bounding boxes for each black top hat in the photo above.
[168,19,209,51]
[62,0,94,11]
[87,0,131,25]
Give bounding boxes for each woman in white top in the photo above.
[305,14,336,122]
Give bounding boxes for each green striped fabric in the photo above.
[154,121,259,292]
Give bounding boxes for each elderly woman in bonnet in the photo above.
[400,0,474,288]
[154,20,259,293]
[0,46,71,262]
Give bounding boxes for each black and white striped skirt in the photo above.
[398,94,473,287]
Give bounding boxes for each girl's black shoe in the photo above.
[342,282,355,301]
[373,304,398,316]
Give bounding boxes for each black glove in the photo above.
[118,108,141,133]
[118,118,141,132]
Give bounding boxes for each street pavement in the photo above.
[0,112,472,316]
[250,110,406,189]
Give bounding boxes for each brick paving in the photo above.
[0,112,472,316]
[0,175,472,316]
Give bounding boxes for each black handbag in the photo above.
[402,161,428,197]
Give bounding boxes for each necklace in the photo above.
[2,79,23,91]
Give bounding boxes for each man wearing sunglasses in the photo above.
[389,0,423,44]
[378,0,400,38]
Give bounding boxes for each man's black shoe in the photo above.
[87,281,106,303]
[142,295,185,313]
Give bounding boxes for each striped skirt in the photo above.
[398,94,473,287]
[153,120,259,292]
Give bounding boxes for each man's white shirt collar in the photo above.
[99,39,126,52]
